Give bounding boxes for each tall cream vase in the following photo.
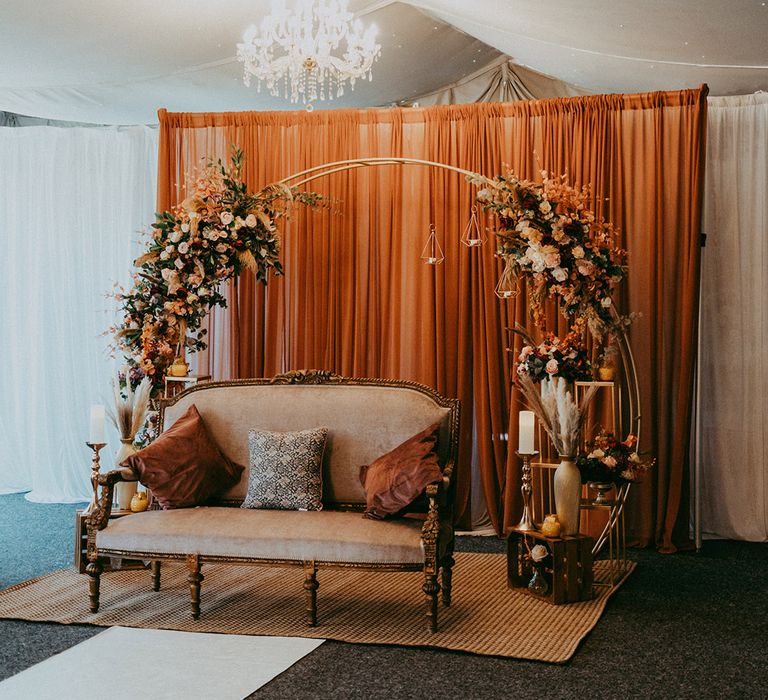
[115,438,138,510]
[554,455,581,536]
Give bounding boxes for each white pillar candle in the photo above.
[89,404,106,445]
[518,410,535,454]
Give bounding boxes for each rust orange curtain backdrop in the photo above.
[156,87,707,550]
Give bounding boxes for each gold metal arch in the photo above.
[272,155,641,557]
[275,156,483,190]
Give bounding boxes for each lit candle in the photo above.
[89,405,106,445]
[518,410,535,454]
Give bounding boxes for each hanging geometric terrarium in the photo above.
[460,206,485,247]
[495,256,519,298]
[420,224,445,265]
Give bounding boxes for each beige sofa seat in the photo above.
[97,508,425,564]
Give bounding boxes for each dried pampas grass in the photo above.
[517,374,597,457]
[106,375,152,456]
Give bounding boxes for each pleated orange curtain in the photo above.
[156,86,707,550]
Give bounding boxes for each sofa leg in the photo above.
[441,553,455,607]
[303,561,319,626]
[151,560,161,592]
[86,559,103,613]
[423,573,441,633]
[186,554,204,620]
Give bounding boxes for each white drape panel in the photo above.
[0,125,158,502]
[700,93,768,541]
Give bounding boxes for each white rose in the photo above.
[234,216,245,230]
[215,243,227,253]
[159,250,170,261]
[178,242,189,254]
[174,258,184,269]
[552,267,567,282]
[220,211,234,226]
[165,244,175,253]
[590,448,605,459]
[181,222,190,233]
[530,544,548,562]
[245,213,258,227]
[170,230,183,243]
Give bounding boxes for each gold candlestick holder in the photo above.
[512,450,538,532]
[84,441,106,515]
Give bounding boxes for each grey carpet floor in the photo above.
[1,492,766,699]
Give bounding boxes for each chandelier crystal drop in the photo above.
[237,0,381,107]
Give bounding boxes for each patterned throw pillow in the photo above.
[241,427,328,511]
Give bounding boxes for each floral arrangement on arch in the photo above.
[471,170,627,338]
[112,149,321,389]
[577,431,653,485]
[516,330,593,384]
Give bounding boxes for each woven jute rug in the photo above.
[0,553,633,663]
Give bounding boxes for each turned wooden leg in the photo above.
[151,560,161,592]
[86,559,103,613]
[423,573,441,633]
[303,560,319,626]
[186,554,203,620]
[441,553,455,607]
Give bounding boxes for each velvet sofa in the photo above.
[84,370,460,632]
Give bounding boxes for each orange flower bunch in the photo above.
[471,170,627,338]
[112,148,322,392]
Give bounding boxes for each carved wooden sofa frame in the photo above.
[84,371,460,632]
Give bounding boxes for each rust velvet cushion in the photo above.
[359,421,443,519]
[121,404,243,509]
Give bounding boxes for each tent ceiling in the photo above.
[0,0,766,124]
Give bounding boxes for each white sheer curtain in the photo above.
[0,125,158,502]
[700,93,768,541]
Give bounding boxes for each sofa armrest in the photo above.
[85,468,137,531]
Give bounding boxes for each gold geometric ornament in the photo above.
[495,256,519,298]
[420,224,445,265]
[460,206,485,247]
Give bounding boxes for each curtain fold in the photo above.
[397,58,589,107]
[699,93,768,541]
[0,125,158,501]
[156,88,707,548]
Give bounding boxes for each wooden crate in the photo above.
[507,531,594,604]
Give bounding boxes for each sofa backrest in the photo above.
[159,372,460,506]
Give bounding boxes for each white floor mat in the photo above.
[0,627,324,699]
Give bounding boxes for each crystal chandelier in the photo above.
[236,0,381,109]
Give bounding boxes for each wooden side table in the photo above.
[74,509,147,573]
[507,530,594,604]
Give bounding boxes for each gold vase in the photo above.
[540,514,562,538]
[168,356,189,377]
[130,491,149,512]
[598,363,616,381]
